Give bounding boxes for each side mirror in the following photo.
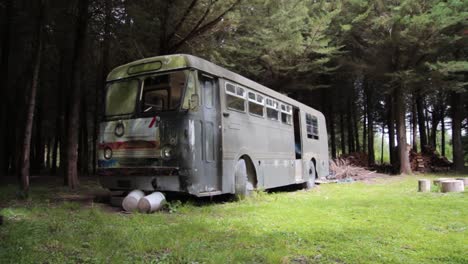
[190,94,199,111]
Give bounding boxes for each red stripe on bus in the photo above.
[99,140,159,150]
[148,116,157,128]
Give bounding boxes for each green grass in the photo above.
[0,175,467,264]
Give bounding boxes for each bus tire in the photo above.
[303,160,316,190]
[234,159,254,199]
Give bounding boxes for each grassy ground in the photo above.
[0,174,467,264]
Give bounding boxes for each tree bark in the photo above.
[328,89,337,159]
[450,91,464,171]
[66,0,90,189]
[347,98,355,153]
[339,106,346,155]
[0,0,13,176]
[386,95,396,167]
[380,124,385,164]
[411,94,417,152]
[18,0,45,192]
[93,0,111,175]
[441,114,445,157]
[416,91,427,152]
[394,87,412,174]
[353,103,360,152]
[364,81,374,165]
[362,98,367,153]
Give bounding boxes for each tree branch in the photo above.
[167,0,199,43]
[169,0,241,53]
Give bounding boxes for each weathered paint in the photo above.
[99,54,329,196]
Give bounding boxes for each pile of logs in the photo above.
[410,146,452,173]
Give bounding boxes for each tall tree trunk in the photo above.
[93,0,111,175]
[347,99,355,153]
[416,91,427,152]
[411,94,417,152]
[33,95,44,173]
[353,105,360,152]
[430,111,439,150]
[441,114,445,157]
[66,0,90,189]
[45,137,51,170]
[339,107,346,155]
[381,124,385,164]
[424,107,430,148]
[365,81,374,165]
[362,99,367,153]
[80,93,89,175]
[18,0,44,192]
[328,89,337,159]
[0,0,13,175]
[394,87,412,174]
[451,92,464,171]
[386,95,396,168]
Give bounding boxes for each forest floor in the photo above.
[0,173,467,264]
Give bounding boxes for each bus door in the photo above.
[199,73,222,191]
[293,108,303,182]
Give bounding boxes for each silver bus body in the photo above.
[98,54,329,196]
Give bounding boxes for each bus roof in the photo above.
[107,54,325,119]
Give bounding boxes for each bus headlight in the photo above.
[161,147,172,160]
[115,123,125,137]
[104,147,113,160]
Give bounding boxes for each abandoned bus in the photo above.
[98,54,329,197]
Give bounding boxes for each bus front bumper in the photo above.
[98,167,183,192]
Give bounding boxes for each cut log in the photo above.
[418,179,431,192]
[440,180,465,193]
[456,178,468,186]
[433,178,454,186]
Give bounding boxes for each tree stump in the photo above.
[433,178,454,186]
[0,215,3,225]
[441,180,465,193]
[418,179,431,192]
[456,178,468,186]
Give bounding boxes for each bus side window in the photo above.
[200,74,214,108]
[281,104,292,125]
[225,83,245,112]
[266,98,279,120]
[306,113,319,139]
[248,92,264,117]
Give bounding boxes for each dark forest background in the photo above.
[0,0,467,191]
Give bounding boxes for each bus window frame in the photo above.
[103,78,142,121]
[280,103,292,125]
[266,98,279,121]
[248,91,265,118]
[225,82,246,113]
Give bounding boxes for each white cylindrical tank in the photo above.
[122,190,145,212]
[137,192,166,213]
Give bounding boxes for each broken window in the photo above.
[306,113,319,139]
[281,104,292,125]
[266,98,279,120]
[248,91,264,117]
[226,82,245,112]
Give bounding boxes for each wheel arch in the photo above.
[239,154,258,188]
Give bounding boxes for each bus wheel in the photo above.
[303,160,316,190]
[234,159,254,199]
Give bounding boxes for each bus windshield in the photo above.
[105,70,193,118]
[140,71,188,113]
[105,79,139,117]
